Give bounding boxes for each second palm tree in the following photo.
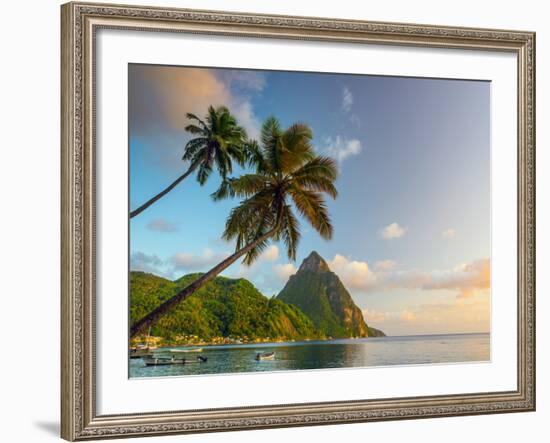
[130,105,248,218]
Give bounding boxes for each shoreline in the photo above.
[131,332,490,351]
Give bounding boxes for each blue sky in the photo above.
[129,64,491,336]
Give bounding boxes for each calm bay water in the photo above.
[129,333,490,378]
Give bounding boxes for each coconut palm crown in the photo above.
[216,116,338,265]
[183,105,248,185]
[129,105,247,218]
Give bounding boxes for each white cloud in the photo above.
[230,98,261,140]
[374,259,490,299]
[274,263,297,282]
[342,86,353,113]
[327,254,378,291]
[442,228,456,238]
[171,248,226,272]
[170,246,278,281]
[321,136,362,165]
[219,70,266,93]
[130,251,165,275]
[374,260,397,272]
[230,245,281,281]
[381,222,407,240]
[382,269,432,290]
[133,244,282,280]
[423,258,490,299]
[361,308,388,324]
[261,245,280,262]
[146,218,179,233]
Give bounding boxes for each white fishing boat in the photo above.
[255,352,275,361]
[169,347,203,353]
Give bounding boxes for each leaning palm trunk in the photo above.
[130,226,278,338]
[130,164,196,218]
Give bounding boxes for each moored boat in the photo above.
[130,345,157,358]
[255,352,275,361]
[144,355,208,366]
[144,356,186,366]
[130,329,158,358]
[167,347,203,353]
[130,351,154,359]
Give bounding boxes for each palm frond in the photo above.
[230,174,268,198]
[196,160,214,185]
[260,117,281,148]
[291,175,337,199]
[280,204,301,260]
[222,192,274,242]
[260,117,283,171]
[226,143,247,167]
[288,186,333,239]
[279,123,315,172]
[211,178,236,201]
[241,236,271,266]
[182,138,208,160]
[291,156,338,181]
[214,148,232,178]
[185,113,208,130]
[245,140,270,173]
[184,124,206,135]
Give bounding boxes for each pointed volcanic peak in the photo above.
[277,251,385,338]
[298,251,331,273]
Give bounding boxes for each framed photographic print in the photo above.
[61,1,536,440]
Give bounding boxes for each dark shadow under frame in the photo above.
[61,2,535,441]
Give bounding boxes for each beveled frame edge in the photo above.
[60,1,536,441]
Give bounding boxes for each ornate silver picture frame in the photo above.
[61,1,535,440]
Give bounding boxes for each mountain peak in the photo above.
[299,251,330,273]
[278,251,380,338]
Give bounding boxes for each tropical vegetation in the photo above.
[131,271,322,344]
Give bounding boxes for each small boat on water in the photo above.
[130,329,158,358]
[130,345,157,359]
[144,355,208,367]
[144,357,186,366]
[255,352,275,361]
[130,352,154,360]
[167,347,203,353]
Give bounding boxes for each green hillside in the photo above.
[130,271,322,343]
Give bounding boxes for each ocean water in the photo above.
[129,333,490,378]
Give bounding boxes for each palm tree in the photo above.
[130,117,338,337]
[129,106,247,218]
